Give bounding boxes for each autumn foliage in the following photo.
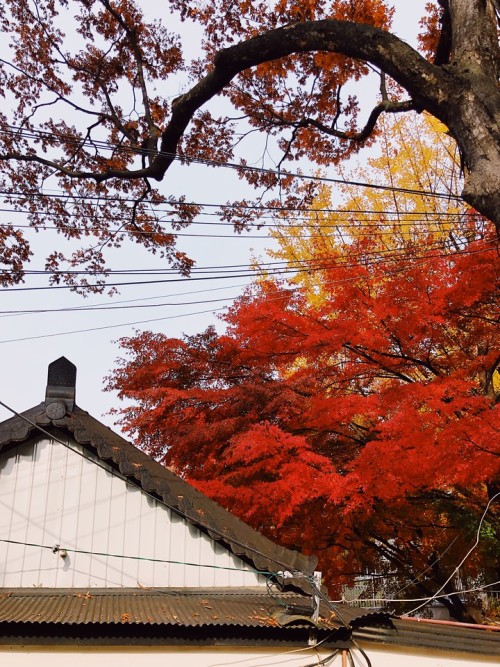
[0,1,499,288]
[109,216,500,619]
[108,107,500,620]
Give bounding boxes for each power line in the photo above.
[0,306,228,344]
[0,282,250,318]
[406,492,500,616]
[0,237,496,292]
[0,240,497,315]
[1,187,475,215]
[0,271,261,293]
[0,242,495,341]
[0,537,270,574]
[0,218,477,238]
[339,579,500,606]
[0,295,236,314]
[9,239,461,275]
[0,205,479,226]
[0,125,462,201]
[0,245,474,277]
[393,535,461,598]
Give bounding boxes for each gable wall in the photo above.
[0,437,265,588]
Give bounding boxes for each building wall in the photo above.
[0,437,264,588]
[0,644,499,667]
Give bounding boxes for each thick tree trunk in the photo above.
[436,65,500,231]
[442,0,500,231]
[454,98,500,234]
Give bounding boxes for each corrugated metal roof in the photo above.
[0,402,316,579]
[0,588,346,630]
[0,589,498,657]
[357,617,500,657]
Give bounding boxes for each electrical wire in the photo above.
[0,207,482,227]
[1,219,479,240]
[299,651,340,667]
[0,241,496,340]
[390,534,461,598]
[308,577,349,628]
[0,306,228,344]
[339,579,500,606]
[0,125,463,201]
[306,577,374,667]
[349,640,371,667]
[4,230,495,275]
[0,244,487,282]
[0,282,250,318]
[205,629,346,667]
[0,191,480,251]
[0,537,270,574]
[0,295,237,314]
[405,492,500,615]
[0,238,496,295]
[0,271,265,293]
[0,188,477,216]
[0,239,483,277]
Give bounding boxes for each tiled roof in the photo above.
[0,402,316,578]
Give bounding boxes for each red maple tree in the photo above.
[108,224,500,621]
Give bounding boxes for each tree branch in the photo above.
[342,343,416,383]
[99,0,160,162]
[292,99,415,142]
[151,20,452,180]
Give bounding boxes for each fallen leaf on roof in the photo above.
[258,615,279,627]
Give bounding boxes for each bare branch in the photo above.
[99,0,161,160]
[284,99,416,142]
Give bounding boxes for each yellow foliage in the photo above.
[269,112,471,301]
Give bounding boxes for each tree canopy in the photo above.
[108,115,500,622]
[109,231,499,621]
[0,0,499,287]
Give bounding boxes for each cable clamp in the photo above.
[52,544,68,559]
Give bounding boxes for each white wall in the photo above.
[0,644,499,667]
[0,437,264,588]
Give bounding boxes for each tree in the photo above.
[0,1,499,287]
[108,223,500,621]
[269,110,471,302]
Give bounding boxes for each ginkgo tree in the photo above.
[270,111,478,300]
[0,0,499,287]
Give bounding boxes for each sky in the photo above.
[0,1,429,432]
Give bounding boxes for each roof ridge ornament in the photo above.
[45,357,77,415]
